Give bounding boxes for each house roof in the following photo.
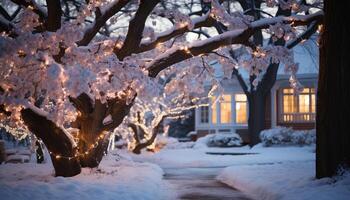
[278,40,319,76]
[211,40,319,80]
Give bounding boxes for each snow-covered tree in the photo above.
[112,65,207,154]
[0,0,322,177]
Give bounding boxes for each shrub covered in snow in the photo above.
[156,135,195,149]
[195,133,242,148]
[207,133,242,147]
[260,127,316,146]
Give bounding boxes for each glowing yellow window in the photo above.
[235,94,247,124]
[211,97,217,124]
[281,87,316,123]
[283,92,295,113]
[311,94,316,113]
[299,94,310,113]
[220,95,232,123]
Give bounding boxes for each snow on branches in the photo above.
[0,0,322,140]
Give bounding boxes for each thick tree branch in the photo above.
[127,123,144,144]
[69,93,94,116]
[147,28,252,77]
[131,114,166,154]
[76,0,130,46]
[259,20,321,95]
[147,11,323,78]
[10,0,47,21]
[286,20,320,49]
[45,0,62,31]
[135,13,216,54]
[0,16,15,34]
[115,0,160,60]
[102,94,137,131]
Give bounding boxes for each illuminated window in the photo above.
[235,94,247,124]
[311,94,316,113]
[200,106,209,123]
[211,97,217,124]
[220,95,232,123]
[281,87,316,122]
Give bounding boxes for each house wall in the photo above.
[194,79,248,139]
[194,74,318,143]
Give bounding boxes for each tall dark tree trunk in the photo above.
[247,91,267,146]
[21,109,81,177]
[316,0,350,178]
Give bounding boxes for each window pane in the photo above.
[301,88,310,93]
[220,95,231,124]
[200,106,209,123]
[283,95,295,113]
[299,94,310,113]
[211,97,217,124]
[235,94,247,101]
[222,94,231,102]
[311,94,316,113]
[236,102,247,124]
[283,88,294,94]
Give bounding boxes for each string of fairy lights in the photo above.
[48,132,107,160]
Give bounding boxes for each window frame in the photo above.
[235,94,248,124]
[199,105,209,124]
[279,87,316,123]
[219,94,232,124]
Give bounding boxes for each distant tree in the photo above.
[121,72,206,154]
[316,0,350,178]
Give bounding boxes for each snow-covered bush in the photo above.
[155,135,195,149]
[207,133,242,147]
[260,127,316,146]
[195,133,242,148]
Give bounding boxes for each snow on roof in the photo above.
[205,41,319,89]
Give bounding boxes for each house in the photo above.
[194,43,318,143]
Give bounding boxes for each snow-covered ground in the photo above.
[1,137,349,200]
[133,143,350,200]
[218,161,350,200]
[131,144,316,168]
[0,151,174,200]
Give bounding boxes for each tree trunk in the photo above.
[78,134,110,168]
[35,140,44,164]
[247,91,266,146]
[21,108,81,177]
[316,0,350,178]
[128,123,157,154]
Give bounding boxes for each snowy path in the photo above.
[163,167,251,200]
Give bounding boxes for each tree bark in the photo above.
[247,91,267,146]
[129,114,168,154]
[316,0,350,178]
[128,123,156,154]
[78,136,110,168]
[21,108,81,177]
[69,93,135,168]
